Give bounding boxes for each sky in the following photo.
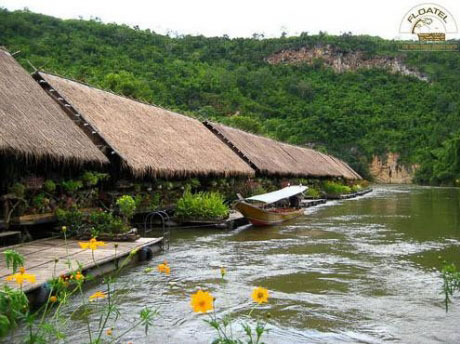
[2,0,460,39]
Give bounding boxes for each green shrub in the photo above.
[305,187,320,198]
[56,207,129,237]
[43,180,56,193]
[175,188,229,220]
[55,208,85,236]
[61,180,83,193]
[81,171,109,186]
[116,195,136,223]
[322,181,352,195]
[32,193,50,213]
[351,184,362,192]
[8,183,25,198]
[89,210,128,234]
[134,193,160,211]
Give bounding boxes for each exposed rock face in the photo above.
[266,46,428,81]
[369,152,418,184]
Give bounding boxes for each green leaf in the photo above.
[0,315,11,338]
[3,249,24,273]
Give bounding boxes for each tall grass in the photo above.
[175,188,229,220]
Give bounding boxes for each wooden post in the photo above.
[1,196,9,230]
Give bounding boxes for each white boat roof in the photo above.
[246,185,308,204]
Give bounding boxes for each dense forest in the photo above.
[1,8,460,184]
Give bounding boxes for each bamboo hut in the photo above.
[0,49,108,166]
[36,72,254,178]
[204,121,361,180]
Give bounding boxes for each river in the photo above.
[47,185,460,343]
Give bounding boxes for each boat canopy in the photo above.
[246,185,308,204]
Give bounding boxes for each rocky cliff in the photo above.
[266,46,427,81]
[369,152,418,184]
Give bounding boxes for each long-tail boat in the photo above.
[235,185,307,226]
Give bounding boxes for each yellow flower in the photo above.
[220,267,226,278]
[5,267,36,287]
[79,238,106,250]
[106,328,113,336]
[190,290,214,313]
[157,263,170,275]
[89,291,107,301]
[252,287,269,304]
[61,226,67,233]
[75,271,84,281]
[49,296,57,303]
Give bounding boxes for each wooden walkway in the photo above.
[325,188,373,200]
[0,237,163,293]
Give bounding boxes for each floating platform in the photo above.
[216,210,249,230]
[0,237,163,296]
[356,188,373,196]
[146,210,250,230]
[325,188,373,200]
[301,199,327,208]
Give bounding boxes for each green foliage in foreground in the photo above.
[0,286,28,337]
[2,9,460,184]
[442,262,460,312]
[1,248,156,343]
[175,188,229,220]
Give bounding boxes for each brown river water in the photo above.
[24,185,460,343]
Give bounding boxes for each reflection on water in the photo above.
[39,186,460,343]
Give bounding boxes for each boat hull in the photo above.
[235,202,304,226]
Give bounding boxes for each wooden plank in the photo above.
[0,238,66,257]
[0,237,162,292]
[0,246,84,277]
[0,237,58,253]
[17,213,56,225]
[0,231,21,238]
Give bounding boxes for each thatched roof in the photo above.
[38,72,254,178]
[330,157,362,180]
[0,49,108,165]
[205,122,361,180]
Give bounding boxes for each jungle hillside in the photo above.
[1,8,460,184]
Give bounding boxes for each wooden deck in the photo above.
[0,237,163,293]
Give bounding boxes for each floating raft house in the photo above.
[0,47,361,181]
